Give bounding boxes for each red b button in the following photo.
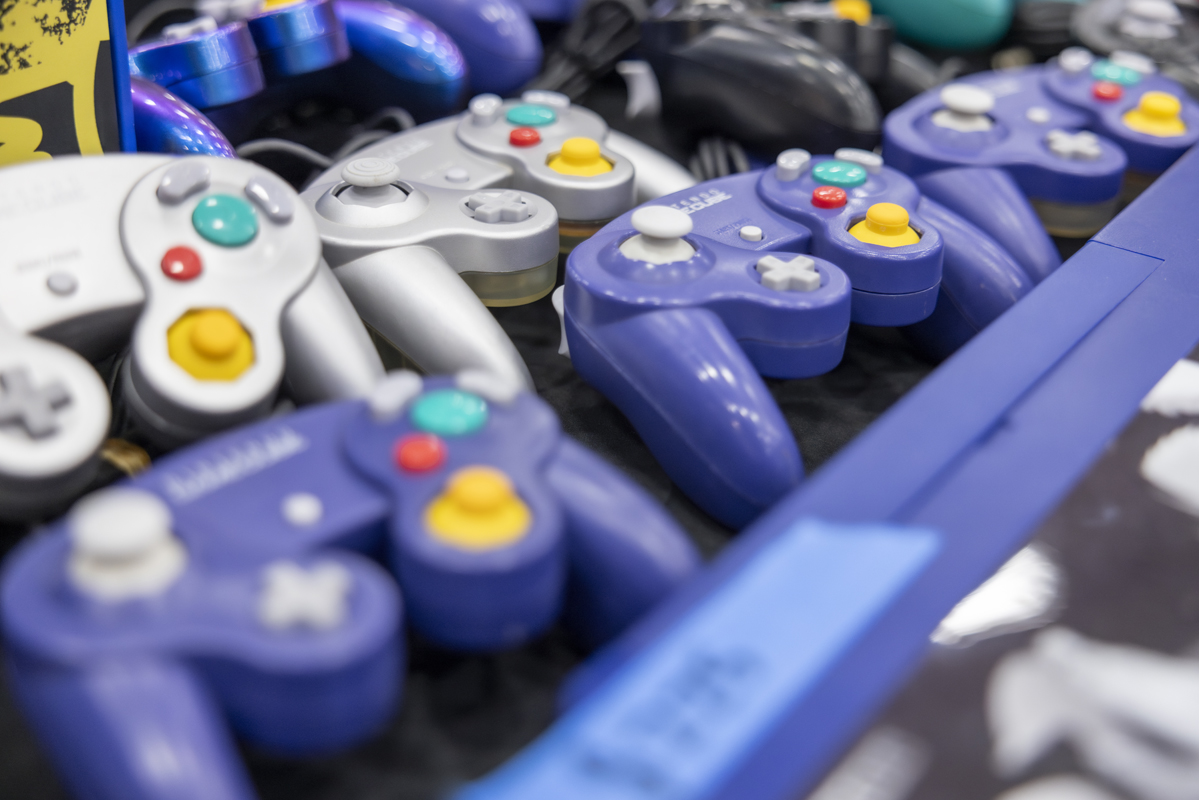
[812,185,848,209]
[394,433,447,473]
[509,127,541,147]
[1093,81,1123,102]
[161,246,202,281]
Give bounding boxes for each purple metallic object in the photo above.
[129,77,236,157]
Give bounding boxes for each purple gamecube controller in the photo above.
[560,148,1031,525]
[2,370,699,800]
[885,48,1199,249]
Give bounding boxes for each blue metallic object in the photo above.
[129,19,266,108]
[562,151,1031,526]
[129,77,236,156]
[462,117,1199,800]
[128,0,468,149]
[396,0,543,95]
[3,374,698,800]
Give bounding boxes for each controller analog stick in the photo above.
[932,84,996,132]
[618,206,697,264]
[67,488,187,601]
[342,158,401,187]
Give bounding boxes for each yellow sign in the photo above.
[0,0,119,165]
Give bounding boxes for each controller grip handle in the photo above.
[906,196,1035,360]
[914,167,1061,284]
[605,130,697,203]
[6,652,254,800]
[332,245,533,389]
[547,437,702,648]
[281,260,385,404]
[566,306,803,528]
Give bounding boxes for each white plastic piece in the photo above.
[161,15,219,41]
[1059,46,1096,74]
[941,83,995,115]
[369,370,424,421]
[552,286,569,358]
[281,492,323,527]
[342,158,401,188]
[258,561,352,631]
[775,148,812,182]
[615,60,662,119]
[739,225,764,242]
[1110,49,1157,75]
[1127,0,1183,23]
[445,167,470,183]
[1141,424,1199,516]
[244,176,294,223]
[156,161,210,204]
[456,369,521,405]
[196,0,264,21]
[1045,129,1103,161]
[469,93,504,126]
[46,271,77,296]
[1026,106,1052,124]
[833,148,883,174]
[756,254,820,292]
[932,84,996,132]
[619,206,696,264]
[67,488,187,602]
[521,90,570,110]
[466,190,531,223]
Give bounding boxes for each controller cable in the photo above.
[526,0,649,99]
[688,136,751,181]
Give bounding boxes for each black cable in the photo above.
[526,0,649,99]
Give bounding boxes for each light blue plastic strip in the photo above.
[459,518,942,800]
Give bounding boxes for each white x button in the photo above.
[756,255,821,292]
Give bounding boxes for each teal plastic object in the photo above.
[812,160,868,188]
[191,194,259,247]
[411,389,490,436]
[505,105,557,126]
[871,0,1013,50]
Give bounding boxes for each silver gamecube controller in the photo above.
[0,154,384,516]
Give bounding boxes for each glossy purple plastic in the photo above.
[884,66,1129,205]
[1,381,699,799]
[564,158,1038,525]
[1041,62,1199,174]
[396,0,542,95]
[129,78,236,157]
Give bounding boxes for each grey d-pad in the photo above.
[0,368,72,439]
[467,191,531,223]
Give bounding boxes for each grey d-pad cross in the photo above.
[466,191,531,223]
[0,367,72,439]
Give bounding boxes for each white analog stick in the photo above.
[940,84,995,116]
[619,206,697,264]
[342,158,401,188]
[68,487,187,601]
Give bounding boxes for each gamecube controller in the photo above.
[885,48,1199,243]
[0,154,384,516]
[559,148,1030,525]
[129,0,468,148]
[2,371,700,799]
